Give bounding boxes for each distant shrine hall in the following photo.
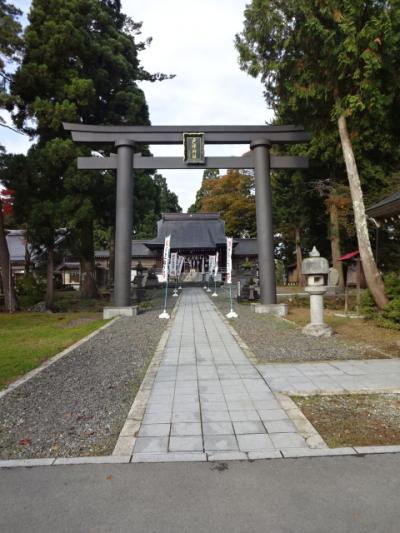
[93,212,257,286]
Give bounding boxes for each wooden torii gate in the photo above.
[64,123,310,316]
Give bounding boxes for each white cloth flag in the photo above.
[208,255,215,274]
[214,251,219,275]
[177,255,185,277]
[162,235,171,282]
[169,252,178,277]
[226,237,233,284]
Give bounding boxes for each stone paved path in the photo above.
[132,289,308,461]
[129,288,400,463]
[257,359,400,394]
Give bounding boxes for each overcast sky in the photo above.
[4,0,272,210]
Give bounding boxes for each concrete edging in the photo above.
[3,445,400,468]
[0,316,120,401]
[112,295,182,457]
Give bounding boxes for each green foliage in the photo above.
[240,260,253,270]
[153,174,181,214]
[361,273,400,326]
[360,289,377,319]
[0,0,22,115]
[384,272,400,299]
[379,298,400,329]
[15,274,45,306]
[188,169,220,213]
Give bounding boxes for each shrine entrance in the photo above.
[64,123,310,315]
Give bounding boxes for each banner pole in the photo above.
[212,274,218,298]
[225,237,237,318]
[164,277,169,310]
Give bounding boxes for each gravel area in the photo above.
[212,291,383,362]
[294,393,400,447]
[0,291,176,459]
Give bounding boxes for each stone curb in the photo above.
[2,445,400,468]
[277,388,400,397]
[274,393,328,449]
[112,295,181,457]
[0,317,120,401]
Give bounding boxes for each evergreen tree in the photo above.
[188,169,220,213]
[272,169,328,285]
[236,0,400,308]
[0,0,22,311]
[11,0,172,300]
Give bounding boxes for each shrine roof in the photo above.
[366,191,400,220]
[145,213,227,250]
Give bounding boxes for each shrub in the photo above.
[360,289,377,319]
[240,260,252,270]
[16,274,45,306]
[384,272,400,300]
[378,298,400,330]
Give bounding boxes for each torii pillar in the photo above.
[251,139,287,317]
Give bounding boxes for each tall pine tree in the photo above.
[11,0,172,302]
[236,0,400,308]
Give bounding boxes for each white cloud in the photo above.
[127,0,271,210]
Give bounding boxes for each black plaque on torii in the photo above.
[64,122,310,313]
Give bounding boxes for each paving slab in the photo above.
[257,359,400,394]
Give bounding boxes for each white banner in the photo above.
[170,252,178,277]
[177,255,185,277]
[162,235,171,282]
[226,237,233,284]
[208,255,215,274]
[214,251,219,275]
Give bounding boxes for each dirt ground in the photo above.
[293,393,400,447]
[288,307,400,357]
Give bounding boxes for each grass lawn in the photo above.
[288,307,400,357]
[293,393,400,447]
[0,312,105,390]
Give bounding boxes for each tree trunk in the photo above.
[328,199,345,288]
[109,229,115,288]
[24,233,31,275]
[337,114,388,309]
[0,203,18,312]
[79,220,98,299]
[45,247,54,309]
[295,226,304,286]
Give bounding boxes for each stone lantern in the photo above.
[301,246,333,337]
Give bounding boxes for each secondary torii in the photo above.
[63,123,310,317]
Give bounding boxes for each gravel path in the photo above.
[212,291,383,362]
[0,293,176,459]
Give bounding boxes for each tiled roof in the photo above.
[366,191,400,219]
[146,213,227,250]
[95,240,159,259]
[233,239,258,256]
